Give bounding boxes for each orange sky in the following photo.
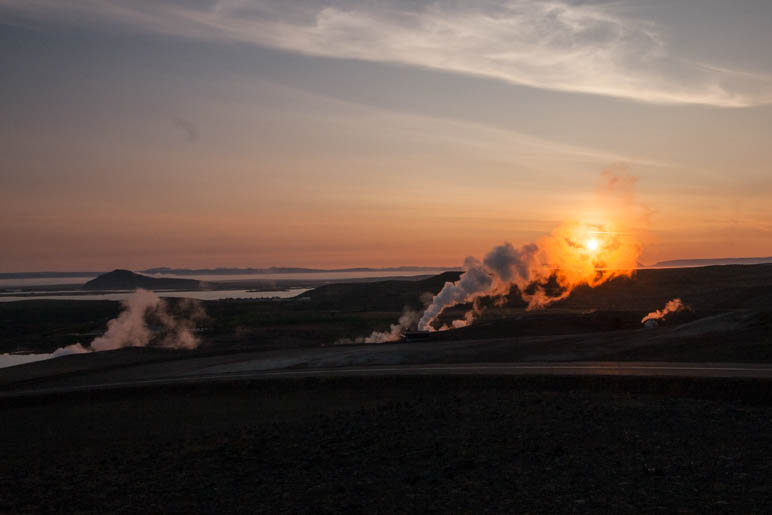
[1,1,771,271]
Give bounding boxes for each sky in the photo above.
[1,0,771,271]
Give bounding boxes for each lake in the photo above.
[0,288,312,303]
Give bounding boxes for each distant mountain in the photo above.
[652,257,772,268]
[83,270,201,291]
[141,266,454,275]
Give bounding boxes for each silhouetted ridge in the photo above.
[83,269,200,291]
[297,271,463,311]
[653,257,772,267]
[300,264,772,313]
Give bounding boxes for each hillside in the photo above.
[555,264,772,311]
[296,264,772,313]
[82,269,201,291]
[653,257,772,267]
[296,271,462,311]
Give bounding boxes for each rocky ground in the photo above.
[1,375,770,513]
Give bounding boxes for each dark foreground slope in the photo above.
[1,376,770,513]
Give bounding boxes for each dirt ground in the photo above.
[1,375,770,513]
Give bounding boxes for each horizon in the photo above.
[4,255,772,276]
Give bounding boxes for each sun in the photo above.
[586,238,600,252]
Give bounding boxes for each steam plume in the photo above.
[91,289,162,350]
[51,343,90,357]
[337,308,421,344]
[48,289,207,356]
[641,298,686,324]
[417,170,644,331]
[418,256,496,332]
[364,309,421,344]
[92,289,205,350]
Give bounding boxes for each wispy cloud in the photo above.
[4,0,771,106]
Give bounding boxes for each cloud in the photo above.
[4,0,772,107]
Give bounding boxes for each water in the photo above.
[0,352,57,369]
[146,270,444,282]
[0,288,311,303]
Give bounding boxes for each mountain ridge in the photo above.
[651,257,772,268]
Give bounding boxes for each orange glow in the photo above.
[522,218,642,309]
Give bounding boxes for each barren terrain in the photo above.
[1,265,771,512]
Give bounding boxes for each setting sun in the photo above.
[586,238,600,252]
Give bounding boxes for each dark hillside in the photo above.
[557,264,772,311]
[296,271,462,311]
[83,270,200,291]
[297,264,772,314]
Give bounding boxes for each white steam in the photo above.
[91,289,205,350]
[364,309,421,344]
[418,244,542,331]
[337,308,421,345]
[91,289,162,351]
[48,289,206,356]
[51,343,91,357]
[641,298,687,324]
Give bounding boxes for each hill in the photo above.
[555,263,772,311]
[296,271,463,311]
[296,264,772,313]
[82,269,201,291]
